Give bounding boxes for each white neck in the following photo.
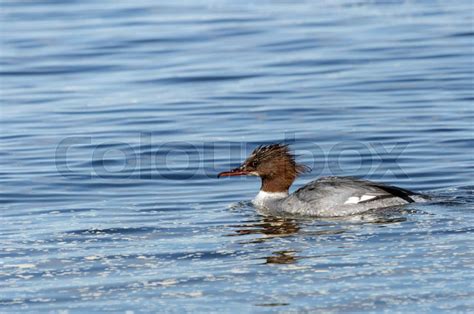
[253,190,288,208]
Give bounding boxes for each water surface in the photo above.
[1,1,473,312]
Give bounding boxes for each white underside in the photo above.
[253,191,288,208]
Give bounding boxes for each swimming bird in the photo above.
[217,144,425,217]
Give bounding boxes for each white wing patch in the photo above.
[344,195,377,204]
[360,195,377,202]
[344,197,360,204]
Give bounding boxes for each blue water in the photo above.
[1,1,473,312]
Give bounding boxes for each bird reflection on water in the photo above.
[228,217,302,240]
[226,206,410,265]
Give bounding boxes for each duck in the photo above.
[218,144,426,217]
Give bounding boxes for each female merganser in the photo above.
[218,144,426,217]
